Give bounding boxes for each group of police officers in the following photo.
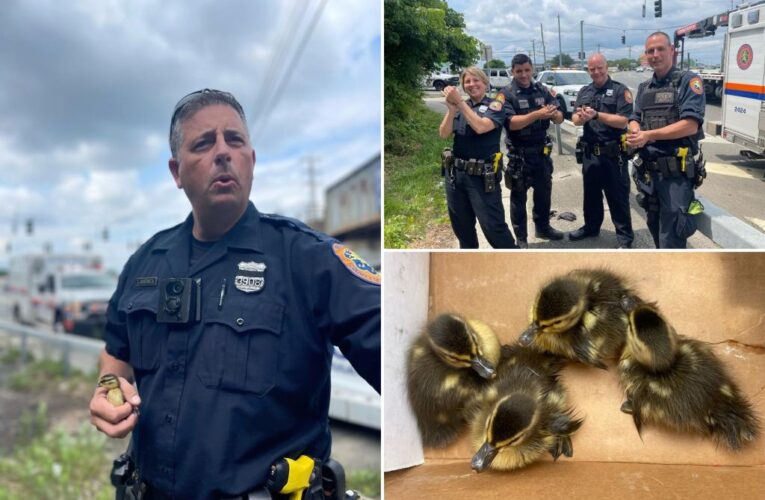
[441,31,706,249]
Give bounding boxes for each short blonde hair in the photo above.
[460,66,489,91]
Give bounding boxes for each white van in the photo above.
[486,68,512,89]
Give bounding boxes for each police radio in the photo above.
[157,278,201,324]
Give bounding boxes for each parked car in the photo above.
[485,68,512,89]
[426,73,460,91]
[535,70,591,117]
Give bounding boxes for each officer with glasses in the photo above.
[88,89,380,499]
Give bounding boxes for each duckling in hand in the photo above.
[407,313,503,448]
[99,373,125,407]
[470,344,583,472]
[619,303,760,450]
[520,268,638,369]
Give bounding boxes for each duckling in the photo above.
[470,344,583,472]
[407,313,503,448]
[618,303,760,450]
[519,268,639,369]
[99,373,125,406]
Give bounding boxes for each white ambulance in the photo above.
[721,2,765,158]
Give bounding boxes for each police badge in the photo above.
[235,261,266,293]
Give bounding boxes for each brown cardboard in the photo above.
[385,252,765,498]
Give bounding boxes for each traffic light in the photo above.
[621,35,626,44]
[654,0,662,18]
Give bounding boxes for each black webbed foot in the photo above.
[620,399,634,415]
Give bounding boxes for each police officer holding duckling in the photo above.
[88,89,380,499]
[439,66,518,249]
[570,53,635,248]
[627,32,706,249]
[496,53,565,248]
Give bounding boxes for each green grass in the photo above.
[347,468,381,498]
[7,358,87,392]
[384,101,452,248]
[0,423,113,500]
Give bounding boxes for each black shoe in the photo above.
[517,239,528,249]
[568,227,599,241]
[616,242,632,249]
[535,226,564,241]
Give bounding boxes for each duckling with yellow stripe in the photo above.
[407,313,503,448]
[520,269,637,369]
[619,301,760,450]
[470,344,583,472]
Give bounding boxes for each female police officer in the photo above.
[439,66,518,249]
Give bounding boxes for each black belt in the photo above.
[453,156,495,175]
[583,140,622,157]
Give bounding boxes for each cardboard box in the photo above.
[384,252,765,499]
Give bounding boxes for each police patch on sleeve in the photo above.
[488,93,505,111]
[624,89,633,104]
[332,243,381,285]
[689,77,704,95]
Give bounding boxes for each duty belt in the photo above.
[454,157,494,175]
[509,144,548,157]
[583,140,622,157]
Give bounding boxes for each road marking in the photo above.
[705,161,761,179]
[748,217,765,232]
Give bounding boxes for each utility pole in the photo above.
[540,24,547,67]
[557,14,563,67]
[532,39,536,66]
[629,46,632,60]
[598,43,601,54]
[579,20,584,68]
[304,155,320,224]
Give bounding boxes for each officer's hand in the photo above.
[538,104,558,120]
[89,376,141,439]
[626,129,651,149]
[443,86,462,105]
[581,106,597,121]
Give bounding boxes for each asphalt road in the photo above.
[422,72,765,248]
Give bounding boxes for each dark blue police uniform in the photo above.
[573,77,635,247]
[499,79,559,242]
[446,95,517,249]
[104,202,380,499]
[630,67,705,248]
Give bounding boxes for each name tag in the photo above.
[654,92,675,104]
[478,105,488,113]
[518,99,529,109]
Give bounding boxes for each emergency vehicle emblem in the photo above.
[332,243,380,285]
[689,77,704,95]
[489,93,505,111]
[235,261,266,293]
[737,44,753,70]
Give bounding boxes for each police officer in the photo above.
[627,32,706,248]
[496,53,565,248]
[439,66,518,249]
[570,53,635,248]
[88,89,380,499]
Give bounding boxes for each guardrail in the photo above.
[0,319,103,375]
[0,320,380,429]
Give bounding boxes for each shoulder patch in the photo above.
[332,243,380,285]
[689,76,703,95]
[489,92,505,111]
[624,89,633,104]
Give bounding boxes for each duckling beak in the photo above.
[471,356,496,379]
[471,442,498,473]
[519,324,538,346]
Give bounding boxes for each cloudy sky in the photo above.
[450,0,736,66]
[0,0,381,272]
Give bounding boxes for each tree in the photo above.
[547,53,574,67]
[384,0,479,118]
[484,59,506,69]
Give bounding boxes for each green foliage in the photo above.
[385,0,479,119]
[18,402,49,446]
[384,101,452,247]
[0,347,23,365]
[7,358,84,392]
[484,59,506,69]
[347,468,381,498]
[548,53,575,67]
[0,424,112,500]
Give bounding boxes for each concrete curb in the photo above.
[553,123,765,249]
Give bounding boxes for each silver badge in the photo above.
[606,89,614,96]
[478,105,488,113]
[235,261,266,293]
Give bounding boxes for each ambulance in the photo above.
[720,2,765,158]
